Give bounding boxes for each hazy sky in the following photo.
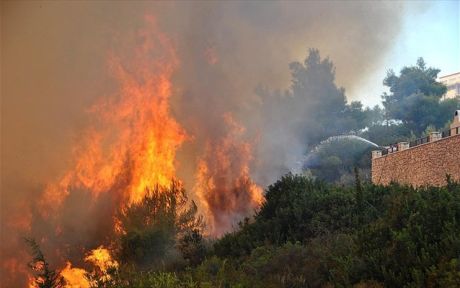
[354,0,460,106]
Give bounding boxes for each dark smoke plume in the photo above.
[1,1,424,286]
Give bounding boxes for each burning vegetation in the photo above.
[7,15,262,286]
[194,113,263,236]
[2,2,459,287]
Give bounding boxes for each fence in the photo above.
[442,126,460,138]
[380,126,459,156]
[409,136,430,148]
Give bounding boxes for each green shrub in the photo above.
[117,182,203,270]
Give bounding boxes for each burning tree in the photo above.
[14,15,260,286]
[117,181,204,270]
[25,238,64,288]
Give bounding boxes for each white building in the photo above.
[438,72,460,99]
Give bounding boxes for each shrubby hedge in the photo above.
[28,174,460,287]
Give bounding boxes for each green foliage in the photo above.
[177,229,206,267]
[97,270,197,288]
[382,58,458,135]
[193,257,246,288]
[426,258,460,287]
[117,182,203,270]
[257,50,458,186]
[214,174,357,257]
[26,238,64,288]
[305,136,375,184]
[257,48,371,154]
[287,49,370,147]
[123,271,184,288]
[358,183,460,286]
[383,58,446,102]
[362,122,413,146]
[26,50,460,288]
[212,175,460,287]
[302,56,458,184]
[354,167,364,213]
[27,175,460,287]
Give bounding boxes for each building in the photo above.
[438,72,460,99]
[371,110,460,187]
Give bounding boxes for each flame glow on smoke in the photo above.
[195,113,263,235]
[2,2,417,286]
[40,16,186,213]
[11,15,261,286]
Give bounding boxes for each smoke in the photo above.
[194,113,263,236]
[2,1,419,286]
[166,1,409,186]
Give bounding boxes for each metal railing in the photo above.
[382,144,397,155]
[409,136,429,148]
[442,126,460,138]
[380,126,459,156]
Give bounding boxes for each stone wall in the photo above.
[372,134,460,186]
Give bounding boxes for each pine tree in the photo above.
[25,238,64,288]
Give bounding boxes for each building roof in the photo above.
[439,71,460,79]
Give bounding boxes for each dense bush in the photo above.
[28,175,460,287]
[117,182,204,270]
[212,174,460,287]
[358,183,460,286]
[214,174,359,257]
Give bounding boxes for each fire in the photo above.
[84,246,118,275]
[28,276,38,288]
[25,15,186,287]
[60,262,90,288]
[9,14,264,287]
[39,15,186,213]
[58,247,118,287]
[195,113,263,236]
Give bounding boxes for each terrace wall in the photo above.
[372,134,460,186]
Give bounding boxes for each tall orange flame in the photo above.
[60,262,90,288]
[195,113,263,236]
[39,15,186,214]
[7,15,264,287]
[84,246,118,275]
[57,246,118,288]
